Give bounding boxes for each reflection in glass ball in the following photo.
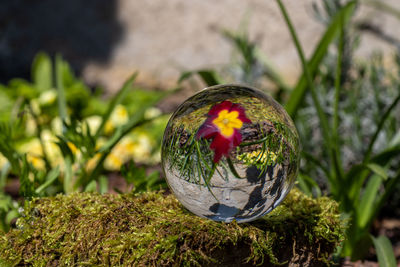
[161,84,300,223]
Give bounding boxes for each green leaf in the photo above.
[84,180,97,193]
[0,162,10,191]
[366,163,388,180]
[178,70,224,86]
[357,174,382,229]
[32,52,53,92]
[55,54,69,129]
[5,209,19,225]
[98,175,108,194]
[371,235,397,267]
[95,72,138,138]
[35,167,60,195]
[364,91,400,162]
[284,1,356,117]
[296,174,321,197]
[63,157,74,194]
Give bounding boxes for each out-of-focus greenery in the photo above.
[0,53,170,232]
[180,0,400,264]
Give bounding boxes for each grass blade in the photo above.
[178,70,224,86]
[366,163,388,180]
[35,167,60,195]
[364,91,400,162]
[94,72,139,138]
[32,52,52,92]
[371,235,397,267]
[284,1,356,117]
[357,174,382,229]
[276,0,337,182]
[55,54,68,132]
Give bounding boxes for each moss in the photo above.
[0,188,344,266]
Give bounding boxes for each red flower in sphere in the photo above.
[196,101,251,163]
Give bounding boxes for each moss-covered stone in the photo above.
[0,188,344,266]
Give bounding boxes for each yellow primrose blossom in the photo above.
[86,153,102,172]
[30,99,41,115]
[0,153,8,169]
[131,132,153,163]
[144,107,162,119]
[19,138,46,170]
[110,105,128,126]
[51,117,63,136]
[25,113,37,136]
[104,153,124,171]
[105,105,128,135]
[83,115,102,135]
[67,142,78,155]
[38,90,57,106]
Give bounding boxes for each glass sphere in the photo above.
[161,84,300,223]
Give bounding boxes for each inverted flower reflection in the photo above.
[196,101,251,163]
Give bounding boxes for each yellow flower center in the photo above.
[212,109,243,137]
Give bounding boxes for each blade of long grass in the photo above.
[0,162,10,191]
[371,169,400,225]
[332,10,345,179]
[370,145,400,166]
[55,54,68,133]
[366,163,388,180]
[64,157,74,194]
[371,235,397,267]
[363,0,400,21]
[276,0,339,182]
[364,91,400,162]
[35,167,60,194]
[356,174,382,229]
[94,72,138,139]
[297,173,322,197]
[284,1,356,117]
[178,70,224,86]
[32,52,53,91]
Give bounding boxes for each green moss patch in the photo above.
[0,188,344,266]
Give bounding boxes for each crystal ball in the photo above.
[161,84,300,223]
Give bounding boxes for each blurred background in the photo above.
[1,0,400,91]
[1,0,400,266]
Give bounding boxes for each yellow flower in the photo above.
[131,133,153,163]
[27,154,46,170]
[19,139,45,170]
[212,110,243,138]
[237,150,278,166]
[104,105,128,135]
[0,153,8,169]
[104,153,124,171]
[30,99,41,115]
[83,115,102,135]
[110,105,128,126]
[86,153,102,172]
[38,90,57,106]
[67,142,78,155]
[144,107,162,119]
[51,117,63,136]
[25,113,37,136]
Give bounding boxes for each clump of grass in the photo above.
[0,188,343,266]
